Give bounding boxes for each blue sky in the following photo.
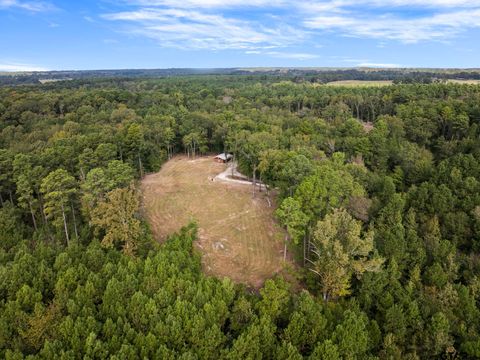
[1,0,480,71]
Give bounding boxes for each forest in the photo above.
[1,76,480,359]
[1,67,480,86]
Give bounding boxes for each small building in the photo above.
[214,153,233,163]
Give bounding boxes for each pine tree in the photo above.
[40,169,77,244]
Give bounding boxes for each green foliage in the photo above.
[257,278,291,322]
[311,209,384,300]
[2,77,480,358]
[276,197,308,245]
[310,340,340,360]
[0,203,25,250]
[91,185,141,256]
[331,310,370,359]
[375,193,406,263]
[294,157,365,223]
[40,169,77,244]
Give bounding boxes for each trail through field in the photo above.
[141,156,285,288]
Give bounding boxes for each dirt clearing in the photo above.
[141,156,286,288]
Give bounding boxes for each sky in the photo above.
[1,0,480,71]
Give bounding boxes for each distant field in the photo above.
[141,156,285,288]
[326,80,393,87]
[446,79,480,85]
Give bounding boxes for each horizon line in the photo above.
[1,66,480,74]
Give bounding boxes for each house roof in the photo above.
[215,153,233,161]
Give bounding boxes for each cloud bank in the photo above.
[0,0,55,12]
[101,0,480,56]
[0,61,48,72]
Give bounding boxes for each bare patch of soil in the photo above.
[141,156,286,288]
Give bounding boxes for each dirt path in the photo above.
[141,156,286,288]
[214,162,261,186]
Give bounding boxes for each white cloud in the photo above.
[0,61,48,72]
[122,0,285,9]
[245,50,318,60]
[299,0,480,11]
[303,6,480,43]
[366,0,480,8]
[124,0,480,9]
[264,51,319,60]
[0,0,55,12]
[357,62,402,67]
[102,0,480,53]
[103,8,307,51]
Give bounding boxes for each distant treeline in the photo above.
[1,68,480,86]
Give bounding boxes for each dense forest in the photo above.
[1,76,480,359]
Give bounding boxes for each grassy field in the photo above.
[141,156,286,288]
[326,80,393,87]
[446,79,480,85]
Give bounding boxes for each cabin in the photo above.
[214,153,233,163]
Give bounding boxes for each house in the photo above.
[214,153,233,163]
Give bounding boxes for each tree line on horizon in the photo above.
[2,68,480,86]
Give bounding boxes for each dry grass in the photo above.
[446,79,480,85]
[326,80,393,87]
[141,156,286,288]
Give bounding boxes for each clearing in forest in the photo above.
[141,156,285,288]
[446,79,480,85]
[326,80,393,87]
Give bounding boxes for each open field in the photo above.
[446,79,480,85]
[141,156,286,288]
[326,80,393,87]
